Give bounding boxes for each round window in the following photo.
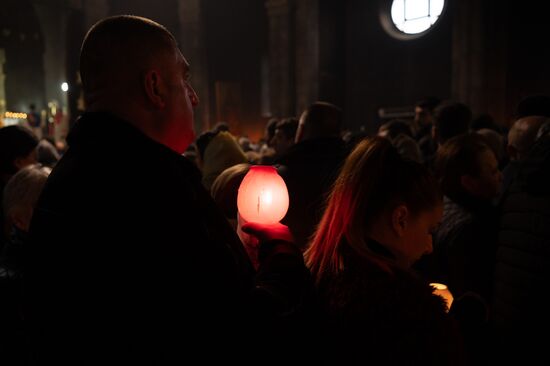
[380,0,446,40]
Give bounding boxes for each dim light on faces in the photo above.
[237,165,289,224]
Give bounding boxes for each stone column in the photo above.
[294,0,319,114]
[451,0,507,123]
[33,3,68,108]
[265,0,295,117]
[177,0,211,132]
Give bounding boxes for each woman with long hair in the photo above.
[305,136,463,364]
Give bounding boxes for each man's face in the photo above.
[162,49,199,153]
[414,106,432,127]
[465,149,502,200]
[271,128,294,155]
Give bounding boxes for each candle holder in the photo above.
[237,165,289,224]
[430,282,454,312]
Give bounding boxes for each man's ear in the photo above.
[391,205,409,237]
[143,70,166,109]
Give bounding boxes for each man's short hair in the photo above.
[436,133,492,199]
[300,101,342,139]
[275,117,299,140]
[433,101,472,144]
[80,15,176,96]
[508,116,549,160]
[0,125,39,175]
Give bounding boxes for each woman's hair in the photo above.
[0,125,39,176]
[3,164,51,223]
[435,133,492,200]
[210,163,250,219]
[200,131,248,190]
[305,137,441,283]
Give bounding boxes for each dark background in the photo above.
[1,0,549,140]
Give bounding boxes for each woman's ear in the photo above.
[143,70,166,109]
[391,205,409,237]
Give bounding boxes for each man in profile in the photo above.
[275,102,348,250]
[24,15,310,364]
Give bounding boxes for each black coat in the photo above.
[23,112,310,364]
[275,137,348,250]
[316,242,463,365]
[492,135,550,363]
[421,195,499,303]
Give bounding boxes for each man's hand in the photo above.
[241,222,294,243]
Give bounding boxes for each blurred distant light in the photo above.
[61,82,69,92]
[391,0,444,34]
[4,111,27,119]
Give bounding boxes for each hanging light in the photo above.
[237,165,289,224]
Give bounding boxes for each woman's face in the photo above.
[398,204,443,267]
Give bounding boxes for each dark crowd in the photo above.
[1,15,550,365]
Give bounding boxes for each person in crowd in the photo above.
[258,117,278,164]
[426,134,501,303]
[23,15,311,364]
[212,121,229,133]
[378,119,422,163]
[0,164,51,365]
[432,101,473,148]
[26,104,42,139]
[275,101,348,251]
[210,163,250,231]
[418,134,502,362]
[198,130,248,190]
[425,101,473,169]
[476,128,506,169]
[2,164,51,274]
[270,117,298,159]
[501,116,549,196]
[304,136,463,364]
[492,123,550,364]
[0,125,39,252]
[412,96,440,160]
[36,139,61,168]
[209,163,261,267]
[412,96,440,139]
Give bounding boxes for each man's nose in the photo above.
[188,86,199,107]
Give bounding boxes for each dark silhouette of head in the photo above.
[80,15,199,153]
[0,125,39,180]
[433,101,472,145]
[295,101,342,143]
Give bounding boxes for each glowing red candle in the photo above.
[237,165,289,224]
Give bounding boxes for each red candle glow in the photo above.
[237,165,289,224]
